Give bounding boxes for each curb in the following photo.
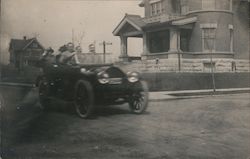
[168,89,250,97]
[149,88,250,101]
[149,95,205,102]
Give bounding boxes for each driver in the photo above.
[58,42,76,64]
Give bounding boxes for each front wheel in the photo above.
[128,81,149,114]
[74,80,94,119]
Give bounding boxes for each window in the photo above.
[180,29,191,52]
[201,24,217,52]
[249,3,250,30]
[180,0,189,15]
[150,0,163,16]
[231,61,236,72]
[202,0,232,11]
[32,42,38,48]
[203,62,216,72]
[229,25,234,52]
[149,30,169,53]
[229,0,232,11]
[202,28,216,51]
[202,0,215,10]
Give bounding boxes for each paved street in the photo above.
[1,86,250,159]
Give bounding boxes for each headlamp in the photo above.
[80,68,87,73]
[97,72,110,84]
[127,71,139,83]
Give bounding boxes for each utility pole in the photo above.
[209,31,216,93]
[99,41,112,64]
[210,50,216,92]
[0,0,2,81]
[72,29,75,45]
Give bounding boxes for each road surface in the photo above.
[1,86,250,159]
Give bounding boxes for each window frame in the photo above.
[203,62,216,72]
[150,0,163,16]
[228,24,234,53]
[202,0,232,11]
[180,0,189,15]
[200,23,217,52]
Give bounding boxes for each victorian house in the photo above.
[113,0,249,72]
[9,36,44,70]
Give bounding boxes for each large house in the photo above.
[113,0,249,72]
[9,37,44,70]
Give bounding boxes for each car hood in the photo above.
[79,64,126,78]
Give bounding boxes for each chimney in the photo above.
[23,36,27,40]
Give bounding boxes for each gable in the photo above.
[25,40,44,50]
[113,14,146,36]
[119,22,141,34]
[9,38,44,51]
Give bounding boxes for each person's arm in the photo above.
[64,53,76,63]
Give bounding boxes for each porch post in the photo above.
[169,28,181,71]
[119,36,129,62]
[169,28,180,54]
[142,32,149,55]
[141,32,149,60]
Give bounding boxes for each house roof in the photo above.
[172,17,197,26]
[9,38,44,51]
[141,16,197,30]
[113,14,146,36]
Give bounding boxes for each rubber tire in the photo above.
[129,81,149,114]
[74,80,94,119]
[38,79,51,111]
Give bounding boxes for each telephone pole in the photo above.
[72,29,75,45]
[99,41,112,63]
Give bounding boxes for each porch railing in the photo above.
[142,14,184,24]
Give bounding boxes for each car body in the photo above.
[37,53,149,118]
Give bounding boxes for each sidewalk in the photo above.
[0,82,34,88]
[149,88,250,101]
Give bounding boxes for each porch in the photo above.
[113,14,197,62]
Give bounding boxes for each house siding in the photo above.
[189,12,233,53]
[115,0,249,72]
[233,1,249,59]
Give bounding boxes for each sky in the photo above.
[0,0,144,64]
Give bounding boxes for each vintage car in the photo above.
[36,52,149,118]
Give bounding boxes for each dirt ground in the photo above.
[1,87,250,159]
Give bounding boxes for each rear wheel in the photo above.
[129,81,149,114]
[38,78,51,111]
[74,80,94,119]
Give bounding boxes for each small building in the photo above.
[113,0,249,72]
[9,36,44,70]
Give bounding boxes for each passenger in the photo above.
[58,42,76,64]
[75,45,82,54]
[38,47,54,67]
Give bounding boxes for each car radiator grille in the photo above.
[109,78,122,84]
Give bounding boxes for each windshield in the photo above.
[74,53,105,65]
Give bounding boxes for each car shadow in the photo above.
[93,105,131,117]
